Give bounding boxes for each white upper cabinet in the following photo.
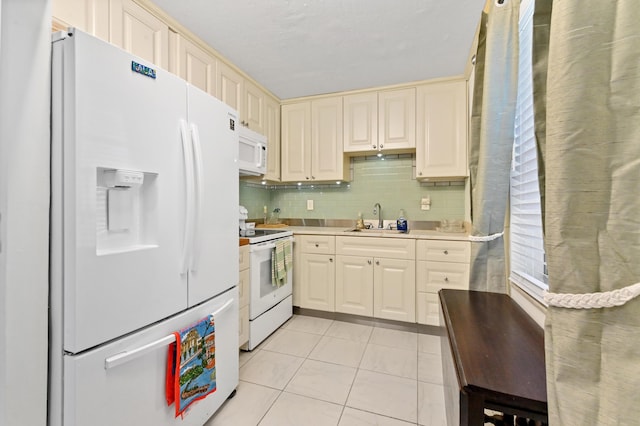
[378,88,416,151]
[217,61,244,115]
[343,92,378,152]
[110,0,169,70]
[264,95,281,181]
[53,0,110,40]
[416,80,468,179]
[169,33,217,97]
[243,80,266,135]
[281,97,348,182]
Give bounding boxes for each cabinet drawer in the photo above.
[239,268,250,308]
[298,235,336,254]
[416,240,470,263]
[417,292,440,326]
[416,260,469,293]
[336,236,415,259]
[239,245,250,270]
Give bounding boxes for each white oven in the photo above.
[244,229,293,350]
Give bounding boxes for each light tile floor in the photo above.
[205,314,446,426]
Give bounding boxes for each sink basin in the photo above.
[344,228,410,235]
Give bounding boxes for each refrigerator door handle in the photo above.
[189,122,204,272]
[180,119,195,275]
[104,334,175,370]
[104,298,235,370]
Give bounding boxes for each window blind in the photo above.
[510,0,548,300]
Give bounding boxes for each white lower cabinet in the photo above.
[300,253,336,311]
[335,255,374,316]
[238,244,250,347]
[416,240,470,326]
[295,235,336,312]
[336,237,416,323]
[374,257,415,322]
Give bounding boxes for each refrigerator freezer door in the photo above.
[61,288,239,426]
[185,85,239,306]
[53,31,190,353]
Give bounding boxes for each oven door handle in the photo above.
[250,242,276,252]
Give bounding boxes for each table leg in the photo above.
[460,390,484,426]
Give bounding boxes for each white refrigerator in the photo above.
[50,29,239,425]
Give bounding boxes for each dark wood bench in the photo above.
[439,289,548,425]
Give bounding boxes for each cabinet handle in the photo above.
[315,243,319,248]
[380,144,384,149]
[443,250,448,255]
[375,260,380,266]
[372,144,377,149]
[311,175,315,180]
[419,172,423,176]
[329,258,333,262]
[444,277,449,282]
[367,260,372,265]
[306,177,310,180]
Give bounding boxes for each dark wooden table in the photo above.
[439,289,547,425]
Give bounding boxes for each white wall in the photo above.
[0,0,51,424]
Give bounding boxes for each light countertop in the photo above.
[285,226,469,241]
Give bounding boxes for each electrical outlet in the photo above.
[421,197,431,211]
[307,200,314,210]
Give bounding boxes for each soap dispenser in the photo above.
[396,209,408,233]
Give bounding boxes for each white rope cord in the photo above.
[468,231,504,242]
[544,282,640,309]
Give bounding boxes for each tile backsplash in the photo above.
[240,156,466,223]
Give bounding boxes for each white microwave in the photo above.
[238,126,267,176]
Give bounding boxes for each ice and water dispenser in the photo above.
[96,168,157,255]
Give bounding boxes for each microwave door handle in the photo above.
[257,143,266,168]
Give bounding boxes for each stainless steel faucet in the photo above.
[373,203,383,228]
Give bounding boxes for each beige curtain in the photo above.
[468,0,519,293]
[541,1,640,424]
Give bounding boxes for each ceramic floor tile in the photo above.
[369,327,418,351]
[239,350,304,390]
[283,314,334,335]
[258,391,343,426]
[239,349,258,368]
[308,335,367,368]
[417,381,446,426]
[346,369,418,423]
[418,333,442,355]
[261,329,322,357]
[359,343,418,379]
[285,359,357,405]
[205,381,279,426]
[418,352,443,384]
[325,320,373,343]
[338,407,416,426]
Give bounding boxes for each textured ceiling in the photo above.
[149,0,485,100]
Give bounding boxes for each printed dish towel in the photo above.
[165,315,217,417]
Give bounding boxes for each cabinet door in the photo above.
[416,292,441,326]
[281,102,311,182]
[264,95,281,181]
[344,92,378,152]
[374,258,415,322]
[53,0,110,40]
[170,33,217,97]
[244,80,266,135]
[335,256,374,316]
[416,80,467,179]
[311,97,345,181]
[300,254,335,312]
[217,62,244,114]
[378,88,416,150]
[110,0,169,69]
